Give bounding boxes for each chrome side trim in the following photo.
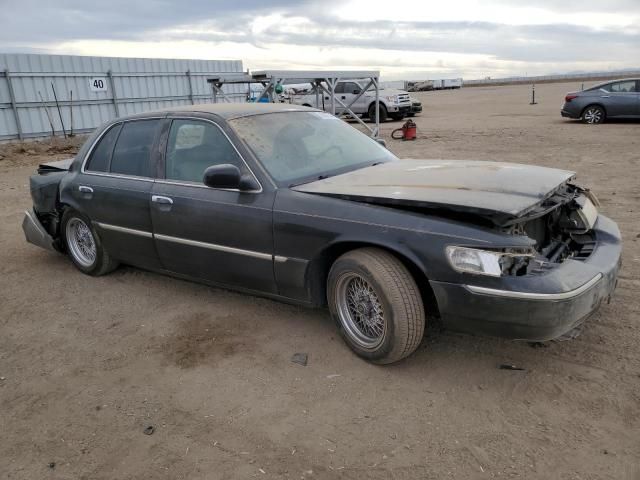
[154,178,261,194]
[94,222,290,262]
[82,171,155,182]
[95,222,153,238]
[465,273,603,301]
[155,233,273,261]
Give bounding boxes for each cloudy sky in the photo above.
[1,0,639,79]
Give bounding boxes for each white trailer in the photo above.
[442,78,463,89]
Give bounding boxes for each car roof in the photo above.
[591,78,640,88]
[123,103,319,121]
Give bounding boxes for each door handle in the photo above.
[152,195,173,205]
[79,185,93,199]
[600,95,611,98]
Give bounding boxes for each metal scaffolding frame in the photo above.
[207,70,381,137]
[206,73,255,103]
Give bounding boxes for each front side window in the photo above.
[229,111,397,185]
[85,123,121,172]
[110,119,160,177]
[165,119,244,183]
[344,82,361,94]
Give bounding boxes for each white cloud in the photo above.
[3,0,639,80]
[338,0,639,27]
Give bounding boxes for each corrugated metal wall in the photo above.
[0,53,245,141]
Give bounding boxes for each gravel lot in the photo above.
[1,81,639,479]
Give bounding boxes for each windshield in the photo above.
[228,111,397,186]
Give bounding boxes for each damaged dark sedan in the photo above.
[23,104,622,364]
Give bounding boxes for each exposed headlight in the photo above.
[385,95,398,103]
[446,246,534,277]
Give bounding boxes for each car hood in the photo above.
[293,159,576,225]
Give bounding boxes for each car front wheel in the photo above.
[327,248,425,364]
[582,105,605,124]
[62,208,118,276]
[368,103,388,123]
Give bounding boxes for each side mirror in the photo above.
[352,89,361,95]
[203,164,259,191]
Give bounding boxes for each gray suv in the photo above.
[561,78,640,124]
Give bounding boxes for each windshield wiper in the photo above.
[289,174,332,188]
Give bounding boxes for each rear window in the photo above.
[85,124,121,172]
[110,120,160,177]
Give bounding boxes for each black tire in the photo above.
[368,103,388,123]
[61,208,118,276]
[327,248,425,364]
[582,105,605,124]
[390,113,405,121]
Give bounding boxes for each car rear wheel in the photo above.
[582,105,605,124]
[327,248,425,364]
[62,209,118,276]
[368,103,388,123]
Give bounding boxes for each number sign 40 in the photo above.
[90,78,108,92]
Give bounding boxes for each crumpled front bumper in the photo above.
[22,209,56,252]
[430,214,622,341]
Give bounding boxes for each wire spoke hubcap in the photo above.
[336,273,385,349]
[66,218,96,267]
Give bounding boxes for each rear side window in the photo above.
[85,124,121,172]
[602,81,637,93]
[110,120,160,177]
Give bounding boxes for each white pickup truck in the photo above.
[290,80,412,122]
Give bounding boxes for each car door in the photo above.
[75,118,163,270]
[337,82,363,114]
[150,116,277,293]
[600,80,638,117]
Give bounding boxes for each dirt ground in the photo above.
[1,81,639,479]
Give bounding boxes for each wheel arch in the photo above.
[581,102,607,117]
[367,100,388,112]
[305,240,440,317]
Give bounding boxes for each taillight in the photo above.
[565,94,578,102]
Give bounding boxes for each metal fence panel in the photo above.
[0,53,245,141]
